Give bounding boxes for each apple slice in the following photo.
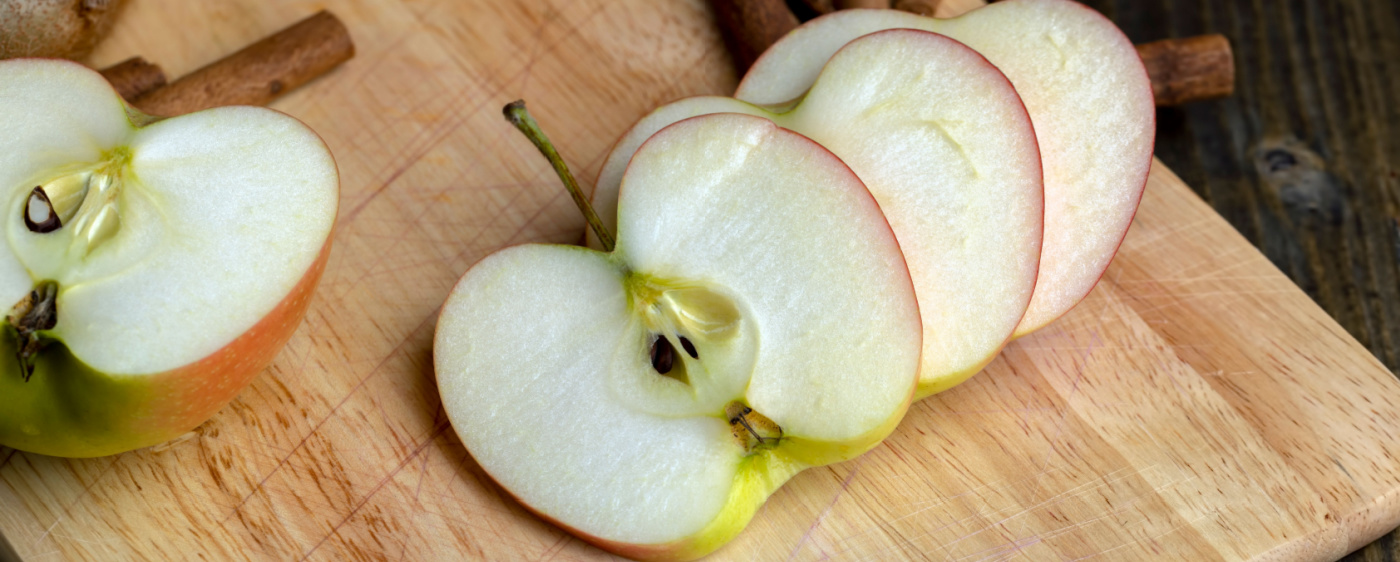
[592,29,1043,396]
[436,111,921,560]
[737,0,1155,336]
[0,59,338,458]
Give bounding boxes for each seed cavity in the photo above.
[20,158,126,254]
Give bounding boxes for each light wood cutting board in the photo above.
[3,0,1400,560]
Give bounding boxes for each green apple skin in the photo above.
[0,241,330,458]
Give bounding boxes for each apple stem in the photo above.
[503,100,617,252]
[7,281,58,382]
[733,412,768,443]
[726,402,782,450]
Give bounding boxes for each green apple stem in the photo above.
[7,281,58,382]
[502,100,616,252]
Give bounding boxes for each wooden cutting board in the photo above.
[4,0,1400,560]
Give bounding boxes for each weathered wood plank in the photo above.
[1078,1,1400,558]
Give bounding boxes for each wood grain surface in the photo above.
[2,0,1400,560]
[1072,1,1400,559]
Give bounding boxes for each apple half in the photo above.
[436,113,921,560]
[0,60,338,458]
[592,29,1043,396]
[738,0,1155,336]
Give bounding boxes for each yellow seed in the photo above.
[81,204,121,253]
[38,171,92,224]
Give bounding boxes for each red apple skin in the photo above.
[519,501,713,562]
[1000,0,1155,336]
[146,239,334,438]
[490,458,797,562]
[736,0,1156,338]
[0,239,332,458]
[461,376,920,562]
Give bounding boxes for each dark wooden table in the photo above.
[1075,0,1400,559]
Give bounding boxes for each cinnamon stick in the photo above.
[794,0,835,17]
[891,0,940,16]
[130,10,354,117]
[1136,34,1235,106]
[710,0,1235,106]
[836,0,892,9]
[708,0,799,73]
[99,57,167,102]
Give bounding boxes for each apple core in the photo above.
[592,30,1046,398]
[437,111,921,558]
[21,147,130,254]
[0,59,338,457]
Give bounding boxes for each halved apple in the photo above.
[0,59,338,458]
[435,112,921,560]
[592,29,1043,396]
[738,0,1155,336]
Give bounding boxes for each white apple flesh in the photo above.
[592,29,1044,396]
[738,0,1155,336]
[0,59,338,458]
[436,113,922,560]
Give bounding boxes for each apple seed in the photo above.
[24,187,60,233]
[649,335,676,375]
[76,204,121,254]
[22,160,127,255]
[24,167,100,235]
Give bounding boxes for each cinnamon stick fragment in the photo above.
[836,0,892,9]
[891,0,939,16]
[793,0,834,17]
[131,10,354,117]
[1136,34,1235,106]
[708,0,798,73]
[895,0,978,18]
[99,57,167,102]
[712,0,1235,106]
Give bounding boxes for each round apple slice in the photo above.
[0,59,338,458]
[592,29,1043,396]
[436,113,921,560]
[737,0,1155,336]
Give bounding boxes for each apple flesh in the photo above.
[436,113,921,560]
[592,29,1043,396]
[738,0,1155,336]
[0,59,338,458]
